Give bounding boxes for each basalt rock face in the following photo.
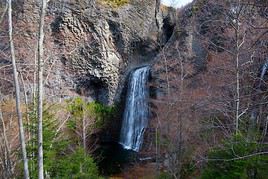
[48,0,162,104]
[0,0,163,104]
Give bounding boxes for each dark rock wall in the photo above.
[0,0,168,104]
[48,0,162,104]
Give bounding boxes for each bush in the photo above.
[24,103,102,178]
[51,148,101,179]
[157,172,173,179]
[67,97,116,130]
[202,134,268,179]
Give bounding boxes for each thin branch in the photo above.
[203,151,268,162]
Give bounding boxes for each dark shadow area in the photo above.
[161,16,175,44]
[95,142,137,176]
[75,75,109,104]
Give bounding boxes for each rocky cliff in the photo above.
[0,0,168,104]
[48,0,162,104]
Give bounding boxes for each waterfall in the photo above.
[119,66,150,152]
[259,58,268,88]
[249,58,268,130]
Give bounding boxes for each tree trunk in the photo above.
[8,0,29,178]
[0,102,13,178]
[235,50,240,134]
[82,104,87,152]
[37,0,47,178]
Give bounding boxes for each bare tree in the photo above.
[0,95,13,178]
[37,0,47,178]
[195,0,268,132]
[227,0,246,134]
[67,96,97,153]
[0,1,7,24]
[152,0,268,177]
[7,0,29,178]
[152,38,192,178]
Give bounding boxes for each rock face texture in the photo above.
[0,0,164,104]
[48,0,161,104]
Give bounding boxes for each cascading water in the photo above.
[259,58,268,88]
[119,66,150,152]
[250,58,268,127]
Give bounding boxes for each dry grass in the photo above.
[98,0,129,8]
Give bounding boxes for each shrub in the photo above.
[24,103,102,178]
[66,97,116,130]
[51,148,101,179]
[157,172,173,179]
[202,134,268,179]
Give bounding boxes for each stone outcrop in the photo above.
[47,0,161,104]
[0,0,166,104]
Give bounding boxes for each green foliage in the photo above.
[91,101,116,128]
[180,160,196,178]
[100,0,128,8]
[66,98,116,149]
[26,105,67,178]
[49,148,101,179]
[25,103,102,178]
[157,172,173,179]
[20,99,115,178]
[202,134,268,179]
[67,97,116,130]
